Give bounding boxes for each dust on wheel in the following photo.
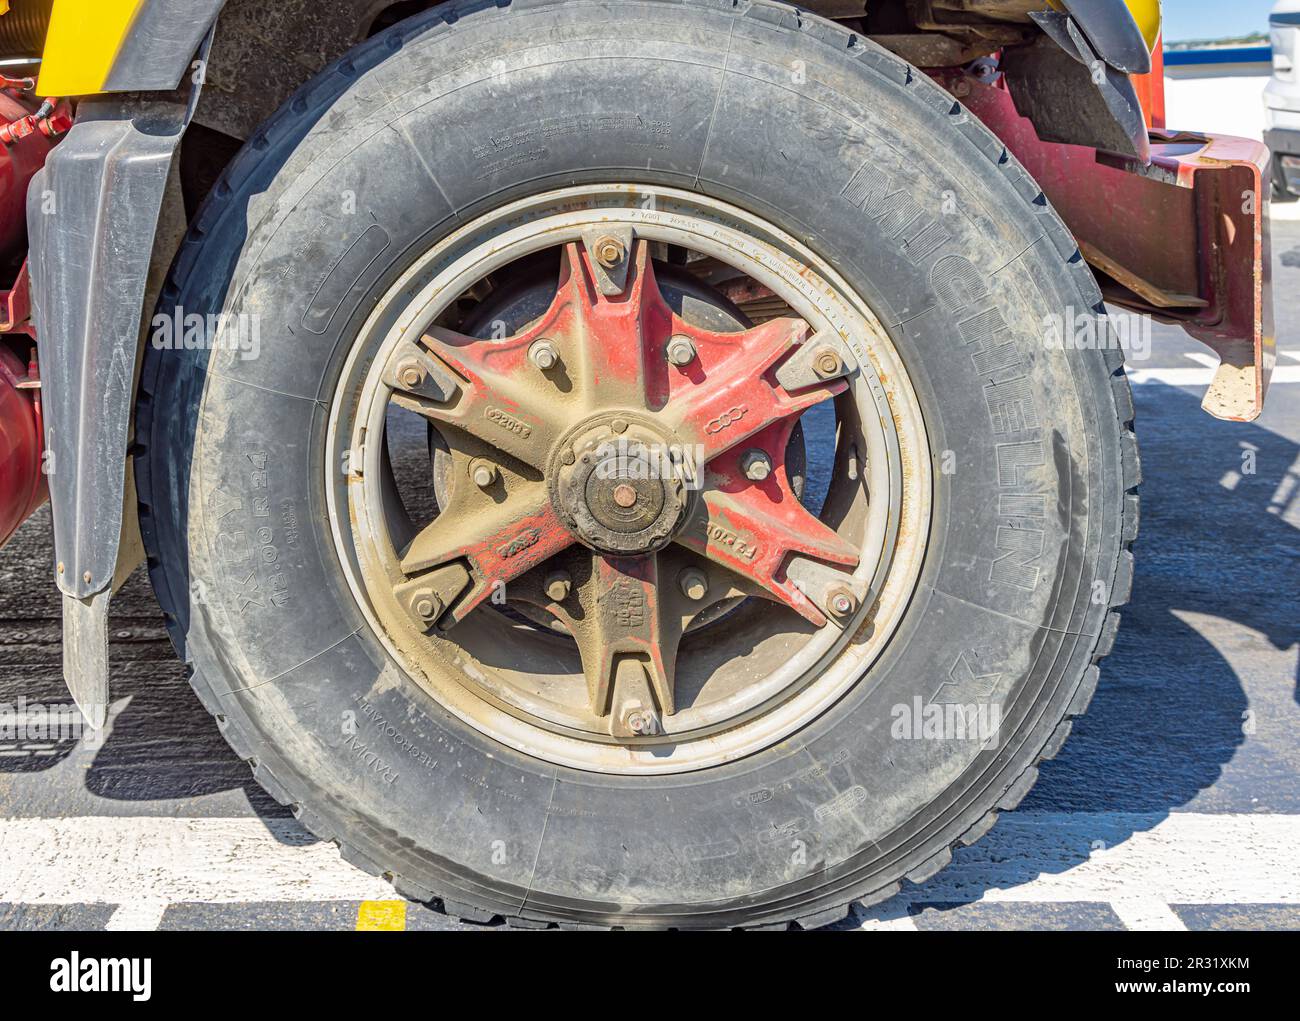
[136,0,1136,928]
[329,186,930,771]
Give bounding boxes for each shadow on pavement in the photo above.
[894,380,1300,911]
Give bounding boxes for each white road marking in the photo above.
[911,812,1300,905]
[1127,366,1300,385]
[1270,200,1300,222]
[855,905,919,931]
[1,813,1296,926]
[105,900,169,932]
[1108,897,1189,932]
[0,817,393,904]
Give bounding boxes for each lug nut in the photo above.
[741,449,772,482]
[678,568,708,602]
[528,339,559,370]
[666,335,697,366]
[813,346,842,379]
[544,570,572,602]
[471,459,498,488]
[626,709,659,736]
[827,586,858,619]
[594,235,626,268]
[410,589,442,624]
[396,358,424,389]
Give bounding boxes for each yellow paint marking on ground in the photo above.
[356,900,407,930]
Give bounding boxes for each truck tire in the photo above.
[136,0,1138,929]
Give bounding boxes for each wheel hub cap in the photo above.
[553,418,690,555]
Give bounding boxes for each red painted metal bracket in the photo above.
[0,259,34,335]
[948,73,1274,422]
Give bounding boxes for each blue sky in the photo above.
[1163,0,1279,42]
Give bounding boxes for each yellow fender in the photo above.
[35,0,146,96]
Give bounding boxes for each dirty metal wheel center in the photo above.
[551,415,690,556]
[329,186,931,773]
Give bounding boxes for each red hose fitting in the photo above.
[0,97,72,146]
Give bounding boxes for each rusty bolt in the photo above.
[666,335,696,366]
[528,338,559,370]
[410,589,442,624]
[626,708,660,736]
[678,567,708,601]
[610,418,628,434]
[396,358,424,389]
[812,346,842,379]
[544,570,572,602]
[827,586,858,620]
[951,77,971,98]
[613,483,637,508]
[594,235,626,268]
[470,459,498,488]
[561,449,576,466]
[741,449,772,482]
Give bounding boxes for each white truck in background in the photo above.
[1267,0,1300,197]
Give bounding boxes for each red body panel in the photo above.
[0,88,53,546]
[0,343,42,546]
[946,71,1273,422]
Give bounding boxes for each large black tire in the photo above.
[136,0,1139,929]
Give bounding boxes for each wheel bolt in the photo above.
[666,335,696,366]
[544,570,572,602]
[813,346,842,379]
[827,586,857,619]
[410,589,442,624]
[594,235,626,268]
[679,568,708,601]
[529,339,559,370]
[626,709,659,736]
[741,449,772,482]
[396,358,424,389]
[471,459,498,488]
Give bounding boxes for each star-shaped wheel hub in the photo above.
[383,235,862,736]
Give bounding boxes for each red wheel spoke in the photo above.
[676,423,859,626]
[661,317,846,462]
[408,239,675,462]
[559,240,672,410]
[567,553,678,722]
[411,325,562,469]
[400,484,575,624]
